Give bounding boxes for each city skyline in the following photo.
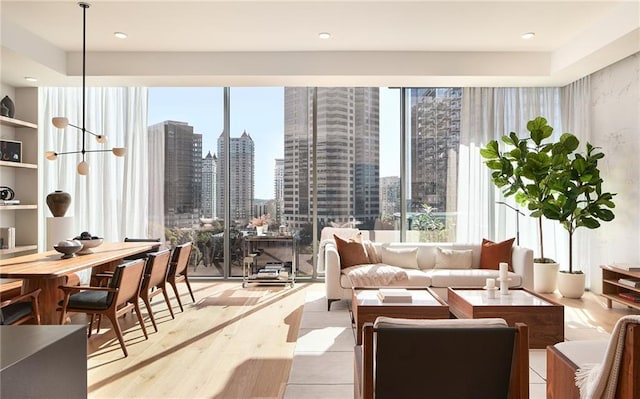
[147,87,400,199]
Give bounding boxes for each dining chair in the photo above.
[140,249,174,332]
[167,242,195,312]
[0,288,42,325]
[58,259,149,357]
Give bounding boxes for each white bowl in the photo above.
[77,238,104,255]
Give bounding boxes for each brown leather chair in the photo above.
[140,249,175,332]
[58,259,149,357]
[0,288,42,325]
[167,242,195,312]
[355,317,529,399]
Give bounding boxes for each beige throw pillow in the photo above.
[362,240,381,264]
[434,247,473,269]
[380,247,419,269]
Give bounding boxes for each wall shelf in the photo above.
[0,161,37,169]
[0,115,38,129]
[0,205,37,210]
[0,245,38,256]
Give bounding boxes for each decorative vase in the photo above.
[1,95,15,118]
[46,190,71,217]
[256,225,265,236]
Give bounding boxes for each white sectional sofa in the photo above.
[324,240,534,310]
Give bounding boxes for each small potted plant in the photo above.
[249,214,271,236]
[542,142,616,298]
[481,117,577,293]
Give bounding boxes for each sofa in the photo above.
[322,231,534,310]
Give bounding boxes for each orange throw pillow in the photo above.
[334,234,369,269]
[480,238,515,271]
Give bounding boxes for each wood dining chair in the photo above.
[140,249,174,332]
[0,288,42,325]
[168,242,195,312]
[123,237,161,261]
[58,259,149,357]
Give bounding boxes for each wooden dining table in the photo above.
[0,242,155,324]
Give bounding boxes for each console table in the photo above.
[601,264,640,311]
[243,235,296,287]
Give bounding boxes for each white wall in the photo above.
[587,52,640,292]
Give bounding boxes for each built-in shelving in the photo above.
[0,105,39,259]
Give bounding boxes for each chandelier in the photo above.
[45,2,125,175]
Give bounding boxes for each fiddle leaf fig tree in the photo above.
[541,143,616,273]
[480,116,578,262]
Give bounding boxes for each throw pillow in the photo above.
[380,247,419,269]
[334,234,369,269]
[434,247,473,269]
[362,240,382,264]
[480,238,515,271]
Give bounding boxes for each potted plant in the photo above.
[249,214,271,236]
[542,142,616,298]
[480,117,577,293]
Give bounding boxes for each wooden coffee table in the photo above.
[351,287,449,345]
[448,287,564,349]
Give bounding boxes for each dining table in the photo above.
[0,242,155,324]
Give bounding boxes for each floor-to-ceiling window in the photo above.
[147,86,460,279]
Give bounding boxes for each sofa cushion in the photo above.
[434,247,473,269]
[380,247,419,269]
[334,234,369,269]
[343,264,409,286]
[428,269,522,288]
[480,238,515,271]
[339,266,431,288]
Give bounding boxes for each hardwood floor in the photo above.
[75,281,638,398]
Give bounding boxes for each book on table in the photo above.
[611,264,640,272]
[618,278,640,288]
[618,292,640,303]
[377,288,413,303]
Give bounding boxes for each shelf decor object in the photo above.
[44,2,125,175]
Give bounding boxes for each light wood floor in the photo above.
[76,281,638,399]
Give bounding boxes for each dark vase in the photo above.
[0,96,15,118]
[46,190,71,217]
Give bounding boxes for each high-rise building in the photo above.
[283,88,380,229]
[379,176,400,219]
[274,158,284,224]
[410,88,461,215]
[148,120,202,228]
[216,130,254,225]
[202,151,217,219]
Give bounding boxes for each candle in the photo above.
[486,278,495,289]
[499,262,508,280]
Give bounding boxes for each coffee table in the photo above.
[351,287,449,345]
[447,287,564,349]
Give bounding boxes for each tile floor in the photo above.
[284,291,608,399]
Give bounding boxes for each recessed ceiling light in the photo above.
[114,32,128,39]
[24,77,38,82]
[318,32,331,40]
[521,32,535,40]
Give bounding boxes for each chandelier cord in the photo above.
[81,2,88,163]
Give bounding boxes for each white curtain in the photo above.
[457,87,568,265]
[40,87,150,243]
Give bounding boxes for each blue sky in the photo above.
[148,87,400,199]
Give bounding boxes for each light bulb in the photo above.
[52,117,69,129]
[77,160,89,175]
[45,151,58,160]
[96,135,107,144]
[112,147,126,157]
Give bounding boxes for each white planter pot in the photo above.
[533,262,559,293]
[557,272,586,299]
[256,226,266,236]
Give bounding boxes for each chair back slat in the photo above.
[144,250,172,290]
[374,326,516,399]
[111,259,145,308]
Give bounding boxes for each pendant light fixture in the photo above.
[45,2,126,175]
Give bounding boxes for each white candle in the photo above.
[499,262,508,280]
[486,278,495,288]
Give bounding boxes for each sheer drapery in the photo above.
[457,87,566,263]
[40,87,152,243]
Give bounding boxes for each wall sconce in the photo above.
[45,2,125,175]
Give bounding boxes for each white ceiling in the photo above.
[1,0,639,87]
